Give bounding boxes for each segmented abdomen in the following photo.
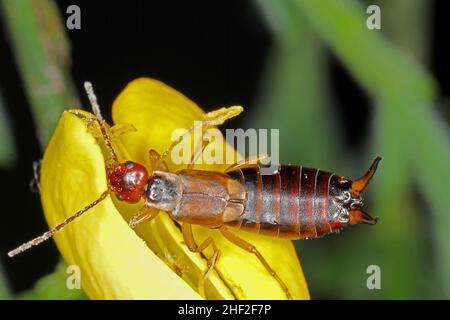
[226,165,336,239]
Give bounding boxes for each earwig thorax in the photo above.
[144,171,183,211]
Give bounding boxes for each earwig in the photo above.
[8,82,381,300]
[223,160,380,239]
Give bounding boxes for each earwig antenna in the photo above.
[8,191,109,258]
[84,81,118,163]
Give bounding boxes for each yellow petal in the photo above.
[112,78,310,299]
[40,110,201,299]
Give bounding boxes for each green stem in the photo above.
[0,264,11,299]
[0,92,16,167]
[1,0,81,300]
[252,0,338,169]
[0,0,79,146]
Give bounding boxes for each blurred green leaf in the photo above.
[373,0,431,64]
[0,92,16,168]
[0,0,79,146]
[251,0,338,169]
[295,0,449,298]
[18,261,87,300]
[0,264,11,299]
[1,0,83,300]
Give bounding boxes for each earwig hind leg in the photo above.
[225,153,270,173]
[187,138,210,169]
[159,106,243,165]
[219,226,293,300]
[181,223,221,298]
[129,206,159,229]
[149,149,169,172]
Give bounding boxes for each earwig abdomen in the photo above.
[225,165,350,240]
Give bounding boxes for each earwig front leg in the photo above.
[219,226,293,300]
[187,138,210,169]
[225,153,270,172]
[129,206,159,229]
[149,149,169,172]
[110,123,137,137]
[181,223,221,298]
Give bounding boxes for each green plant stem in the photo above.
[0,0,79,146]
[0,264,11,299]
[252,0,337,169]
[0,92,16,167]
[1,0,81,300]
[375,0,431,65]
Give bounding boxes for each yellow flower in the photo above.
[40,78,310,299]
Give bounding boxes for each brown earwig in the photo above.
[8,82,381,299]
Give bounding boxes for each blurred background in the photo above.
[0,0,449,299]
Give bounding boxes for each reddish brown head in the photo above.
[328,157,381,232]
[108,161,149,203]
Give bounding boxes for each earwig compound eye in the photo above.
[125,161,134,169]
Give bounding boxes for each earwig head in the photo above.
[144,171,183,211]
[328,157,381,231]
[108,161,149,203]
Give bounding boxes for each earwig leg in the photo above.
[85,119,102,139]
[225,153,270,172]
[110,123,137,137]
[129,206,159,229]
[181,223,221,298]
[198,250,220,298]
[187,138,210,169]
[68,109,95,119]
[149,149,169,172]
[219,226,293,300]
[182,223,217,252]
[69,109,135,141]
[159,106,243,166]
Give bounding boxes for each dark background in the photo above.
[0,0,449,298]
